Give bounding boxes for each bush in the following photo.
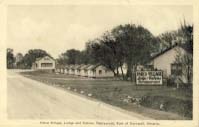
[140,95,192,118]
[167,76,175,87]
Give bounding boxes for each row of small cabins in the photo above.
[32,44,192,83]
[31,56,118,78]
[55,64,116,78]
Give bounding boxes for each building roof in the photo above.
[87,64,101,70]
[35,55,55,62]
[64,65,70,69]
[74,65,82,69]
[69,65,76,69]
[80,64,91,70]
[76,64,85,70]
[150,44,180,61]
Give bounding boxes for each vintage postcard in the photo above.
[0,0,198,127]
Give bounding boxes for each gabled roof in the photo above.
[76,64,85,70]
[64,65,70,69]
[35,55,55,62]
[80,64,91,70]
[35,57,43,61]
[150,44,181,61]
[69,65,76,69]
[87,64,101,70]
[74,65,81,69]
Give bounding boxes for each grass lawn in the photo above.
[20,71,193,120]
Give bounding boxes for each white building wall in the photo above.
[88,70,95,77]
[75,69,80,75]
[35,56,55,70]
[69,69,75,75]
[64,68,69,74]
[79,69,87,76]
[95,65,114,78]
[151,47,186,77]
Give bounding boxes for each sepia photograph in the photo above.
[6,3,194,122]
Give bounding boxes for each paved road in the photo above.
[7,70,149,120]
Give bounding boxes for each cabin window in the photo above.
[171,63,182,76]
[99,70,102,75]
[41,63,53,67]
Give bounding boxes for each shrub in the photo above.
[140,95,192,118]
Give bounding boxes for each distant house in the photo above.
[55,65,62,73]
[87,65,96,77]
[69,65,76,75]
[79,64,91,77]
[148,44,192,83]
[87,64,114,78]
[32,56,55,71]
[64,65,70,74]
[61,65,65,74]
[75,64,84,76]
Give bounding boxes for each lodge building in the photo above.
[148,44,192,83]
[32,56,56,72]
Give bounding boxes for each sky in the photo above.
[7,5,193,58]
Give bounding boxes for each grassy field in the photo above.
[20,71,193,120]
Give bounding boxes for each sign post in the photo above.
[136,71,163,85]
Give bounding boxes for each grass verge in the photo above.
[20,71,192,120]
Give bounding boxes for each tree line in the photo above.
[7,22,193,81]
[56,23,192,81]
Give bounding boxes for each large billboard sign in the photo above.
[136,71,163,85]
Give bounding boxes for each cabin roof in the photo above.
[87,64,101,70]
[76,64,85,69]
[80,64,91,70]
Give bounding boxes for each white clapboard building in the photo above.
[32,56,55,71]
[148,44,192,83]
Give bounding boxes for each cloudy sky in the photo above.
[7,5,193,58]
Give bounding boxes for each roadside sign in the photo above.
[136,71,163,85]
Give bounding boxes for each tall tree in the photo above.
[21,49,50,69]
[86,33,125,77]
[175,22,193,84]
[158,31,178,49]
[7,48,15,69]
[58,49,81,65]
[15,53,24,69]
[111,24,158,81]
[178,21,193,54]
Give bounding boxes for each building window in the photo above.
[99,70,102,75]
[171,63,182,76]
[41,63,53,67]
